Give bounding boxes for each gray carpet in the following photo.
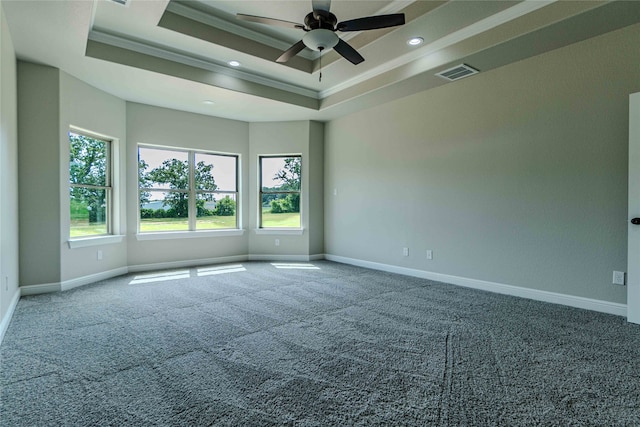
[1,260,639,426]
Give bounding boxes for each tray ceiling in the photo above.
[4,0,640,121]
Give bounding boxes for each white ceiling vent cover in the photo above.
[436,64,479,81]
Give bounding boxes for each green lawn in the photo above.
[72,211,300,236]
[140,218,189,232]
[140,215,237,232]
[70,221,107,238]
[261,208,300,228]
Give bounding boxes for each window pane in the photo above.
[195,153,236,192]
[139,190,189,232]
[70,187,107,237]
[260,156,300,229]
[138,147,188,190]
[70,132,108,187]
[138,146,240,232]
[196,193,237,230]
[261,157,301,192]
[261,194,300,228]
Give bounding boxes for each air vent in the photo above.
[436,64,479,81]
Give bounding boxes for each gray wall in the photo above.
[0,4,19,327]
[325,23,640,304]
[126,103,250,268]
[15,75,323,286]
[308,121,324,256]
[18,63,61,287]
[248,121,324,258]
[17,63,128,287]
[59,73,128,282]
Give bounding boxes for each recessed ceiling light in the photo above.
[407,37,424,46]
[203,100,215,105]
[228,60,241,67]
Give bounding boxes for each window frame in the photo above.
[259,155,302,230]
[68,130,113,239]
[137,144,240,234]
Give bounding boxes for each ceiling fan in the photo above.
[237,0,405,65]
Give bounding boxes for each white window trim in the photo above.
[136,229,245,241]
[254,228,304,236]
[68,235,125,249]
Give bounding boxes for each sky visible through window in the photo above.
[139,148,296,196]
[261,157,294,189]
[139,147,236,192]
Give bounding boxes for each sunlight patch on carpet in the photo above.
[271,263,320,270]
[129,264,247,284]
[197,264,247,277]
[129,270,190,285]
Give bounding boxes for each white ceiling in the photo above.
[4,0,640,122]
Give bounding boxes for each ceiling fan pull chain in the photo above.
[319,47,323,82]
[318,13,323,82]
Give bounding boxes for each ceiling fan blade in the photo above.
[312,0,331,13]
[237,13,304,29]
[337,13,405,32]
[333,39,364,65]
[276,40,307,63]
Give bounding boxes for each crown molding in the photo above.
[166,1,317,60]
[88,30,320,99]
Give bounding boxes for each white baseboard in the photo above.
[61,267,129,291]
[128,255,249,273]
[20,282,61,296]
[0,288,21,345]
[18,254,317,297]
[15,253,625,318]
[248,254,324,262]
[20,267,130,296]
[325,254,627,317]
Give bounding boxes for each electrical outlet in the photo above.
[275,239,280,247]
[613,271,625,285]
[97,250,103,261]
[427,250,433,260]
[403,247,409,257]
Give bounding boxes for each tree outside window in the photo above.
[260,156,301,228]
[69,132,111,238]
[138,146,238,233]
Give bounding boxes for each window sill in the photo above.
[254,228,304,236]
[136,229,245,241]
[68,235,125,249]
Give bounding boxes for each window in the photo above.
[69,131,112,238]
[138,146,238,233]
[259,156,301,229]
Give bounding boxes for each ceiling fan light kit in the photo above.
[237,0,405,66]
[303,29,338,51]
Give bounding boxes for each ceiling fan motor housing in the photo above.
[304,10,337,30]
